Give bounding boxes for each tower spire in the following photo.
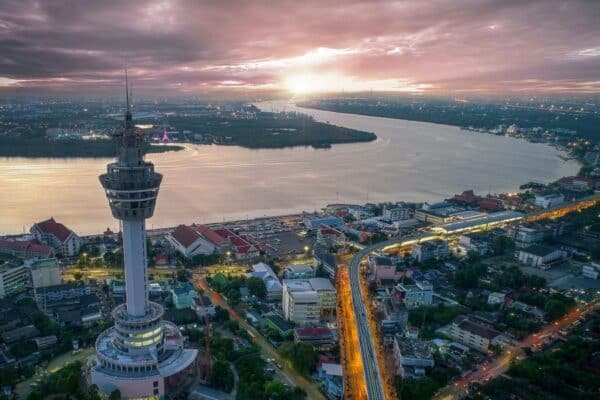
[125,67,130,112]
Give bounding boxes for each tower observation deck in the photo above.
[91,75,197,399]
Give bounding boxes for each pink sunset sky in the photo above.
[0,0,599,95]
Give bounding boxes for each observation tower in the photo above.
[91,75,197,399]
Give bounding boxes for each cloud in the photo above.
[0,0,598,95]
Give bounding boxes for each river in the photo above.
[0,100,579,235]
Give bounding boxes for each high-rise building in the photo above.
[91,77,197,399]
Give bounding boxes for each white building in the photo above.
[448,316,502,352]
[392,336,434,378]
[349,207,375,221]
[412,239,449,262]
[534,193,564,209]
[383,207,411,222]
[582,263,600,280]
[247,262,283,301]
[517,245,565,269]
[167,225,217,257]
[282,278,336,324]
[284,265,315,280]
[395,281,433,309]
[487,292,506,305]
[0,262,29,298]
[30,217,83,257]
[457,234,490,256]
[27,257,61,289]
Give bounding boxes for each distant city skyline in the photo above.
[0,0,599,95]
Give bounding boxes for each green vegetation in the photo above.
[246,276,267,299]
[209,360,235,392]
[474,337,600,400]
[300,98,600,141]
[233,347,306,400]
[278,342,318,376]
[157,115,376,149]
[396,365,460,400]
[408,304,463,336]
[207,273,246,306]
[26,361,92,400]
[0,137,182,158]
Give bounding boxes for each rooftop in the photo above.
[521,244,559,257]
[33,217,73,242]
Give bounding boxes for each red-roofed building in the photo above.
[478,197,503,212]
[293,326,335,348]
[213,227,260,260]
[316,224,346,247]
[30,218,82,257]
[452,190,481,205]
[557,176,600,191]
[0,239,54,259]
[167,225,219,258]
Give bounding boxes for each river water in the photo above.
[0,100,578,235]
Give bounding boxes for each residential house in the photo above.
[394,281,433,309]
[170,282,197,309]
[534,194,564,209]
[247,262,283,301]
[317,363,344,400]
[316,224,346,247]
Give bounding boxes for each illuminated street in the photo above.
[433,301,600,400]
[337,265,368,400]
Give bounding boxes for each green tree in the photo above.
[246,276,267,299]
[208,360,234,392]
[109,389,122,400]
[279,342,317,375]
[264,381,289,399]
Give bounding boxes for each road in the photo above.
[348,238,419,400]
[193,275,327,400]
[433,301,599,400]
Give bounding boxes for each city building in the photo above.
[487,292,506,305]
[382,206,411,222]
[91,82,197,399]
[317,363,344,400]
[316,224,346,247]
[247,262,283,301]
[412,239,449,262]
[510,225,544,247]
[349,206,375,221]
[304,216,344,231]
[212,227,260,260]
[0,260,29,298]
[0,239,54,259]
[369,256,399,282]
[457,233,491,256]
[392,336,434,378]
[381,298,408,334]
[582,263,600,279]
[394,281,433,309]
[167,225,219,257]
[283,264,315,280]
[30,217,83,257]
[264,314,294,338]
[517,245,565,269]
[294,326,335,348]
[313,252,338,281]
[448,316,502,352]
[282,278,335,325]
[534,193,565,209]
[171,283,198,309]
[27,257,61,289]
[34,282,91,307]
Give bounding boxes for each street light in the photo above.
[304,246,309,252]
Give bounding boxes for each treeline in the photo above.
[300,99,600,141]
[157,115,377,149]
[0,137,183,158]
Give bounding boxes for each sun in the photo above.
[284,74,324,94]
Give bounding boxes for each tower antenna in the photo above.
[125,68,130,112]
